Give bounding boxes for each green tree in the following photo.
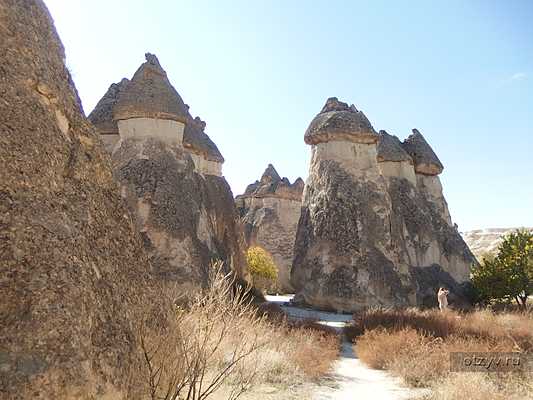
[472,229,533,308]
[246,246,278,293]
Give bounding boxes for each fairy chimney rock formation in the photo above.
[1,2,163,398]
[89,53,224,176]
[291,97,475,312]
[401,129,451,225]
[377,130,416,185]
[292,98,406,311]
[89,53,245,287]
[236,165,304,292]
[87,78,129,152]
[401,128,443,176]
[304,97,381,178]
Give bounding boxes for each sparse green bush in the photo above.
[472,229,533,308]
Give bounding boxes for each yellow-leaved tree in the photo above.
[246,246,278,293]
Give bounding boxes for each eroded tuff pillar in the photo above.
[398,129,473,288]
[291,97,412,312]
[375,128,474,307]
[377,130,417,186]
[89,53,245,287]
[236,164,304,292]
[402,129,452,225]
[88,55,224,177]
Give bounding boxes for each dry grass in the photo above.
[349,307,533,399]
[137,265,339,400]
[287,322,339,378]
[347,307,533,351]
[426,372,533,400]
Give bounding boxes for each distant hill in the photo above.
[463,227,533,260]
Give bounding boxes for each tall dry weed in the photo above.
[136,263,339,400]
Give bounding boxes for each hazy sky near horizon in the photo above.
[44,0,532,231]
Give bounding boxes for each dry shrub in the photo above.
[348,307,533,351]
[288,324,339,378]
[427,372,533,400]
[256,302,286,323]
[348,307,461,339]
[138,266,264,400]
[136,264,338,400]
[356,328,426,370]
[353,307,533,398]
[427,373,508,400]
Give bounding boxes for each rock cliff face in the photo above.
[236,165,304,292]
[89,54,246,288]
[0,1,162,398]
[463,227,533,259]
[291,98,475,311]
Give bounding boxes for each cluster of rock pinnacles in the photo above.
[1,1,474,398]
[88,48,474,310]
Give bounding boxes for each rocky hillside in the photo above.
[0,1,165,398]
[463,227,533,259]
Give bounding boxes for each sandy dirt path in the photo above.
[265,295,429,400]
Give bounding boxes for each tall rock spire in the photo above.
[401,128,444,175]
[91,53,246,288]
[291,97,474,312]
[292,97,403,312]
[260,163,282,184]
[113,53,192,122]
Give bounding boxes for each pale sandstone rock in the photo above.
[90,54,246,287]
[89,54,223,175]
[236,165,304,292]
[463,227,533,259]
[291,98,475,312]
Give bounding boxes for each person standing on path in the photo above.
[437,287,449,311]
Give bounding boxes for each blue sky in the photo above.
[44,0,532,231]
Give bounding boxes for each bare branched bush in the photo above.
[135,264,339,400]
[137,263,266,400]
